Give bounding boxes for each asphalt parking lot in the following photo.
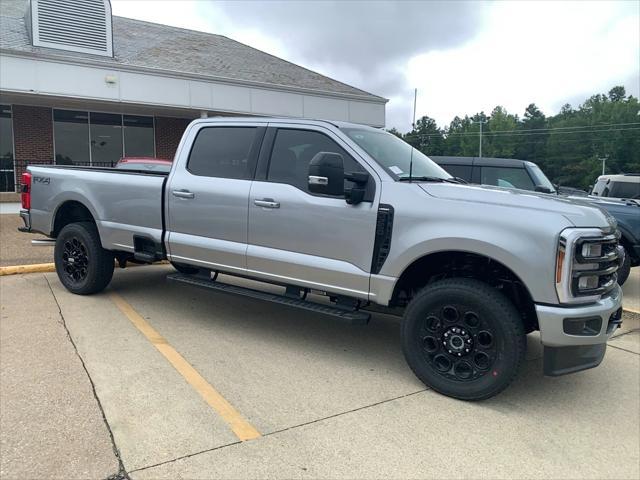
[1,263,639,480]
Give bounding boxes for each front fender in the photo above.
[377,187,572,305]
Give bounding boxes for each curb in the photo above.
[0,263,56,276]
[0,261,169,277]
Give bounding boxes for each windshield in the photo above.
[341,128,451,180]
[527,164,556,193]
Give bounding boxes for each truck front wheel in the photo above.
[401,278,526,400]
[54,222,114,295]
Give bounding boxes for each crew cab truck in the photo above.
[19,118,624,400]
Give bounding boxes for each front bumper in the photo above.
[535,284,623,376]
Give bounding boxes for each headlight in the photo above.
[556,228,620,304]
[581,242,602,258]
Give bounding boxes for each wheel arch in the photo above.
[390,250,538,333]
[52,200,97,237]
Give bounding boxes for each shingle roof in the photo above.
[0,1,384,101]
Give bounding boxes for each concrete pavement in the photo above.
[0,214,53,267]
[1,265,638,479]
[0,274,120,479]
[623,268,640,313]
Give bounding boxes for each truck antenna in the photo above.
[409,88,417,183]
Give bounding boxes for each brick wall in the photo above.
[13,105,54,183]
[154,116,191,160]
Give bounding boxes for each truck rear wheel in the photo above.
[401,278,526,400]
[54,222,114,295]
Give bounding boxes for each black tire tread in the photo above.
[617,248,631,286]
[55,222,114,295]
[402,277,526,401]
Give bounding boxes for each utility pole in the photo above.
[599,155,608,175]
[471,118,488,159]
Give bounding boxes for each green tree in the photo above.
[483,106,518,158]
[515,103,547,162]
[405,115,445,156]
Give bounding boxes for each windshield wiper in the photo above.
[398,176,465,184]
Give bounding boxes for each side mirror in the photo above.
[308,152,345,196]
[535,186,553,194]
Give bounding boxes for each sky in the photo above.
[111,0,640,132]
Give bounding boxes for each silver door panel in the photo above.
[167,174,251,269]
[248,181,377,296]
[246,244,370,298]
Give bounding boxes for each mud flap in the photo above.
[543,343,607,376]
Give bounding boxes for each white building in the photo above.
[0,0,387,192]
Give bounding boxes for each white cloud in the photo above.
[111,0,639,131]
[406,1,640,127]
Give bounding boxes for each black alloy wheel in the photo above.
[54,222,114,295]
[402,278,526,400]
[61,236,89,283]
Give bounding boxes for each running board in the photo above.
[167,273,371,325]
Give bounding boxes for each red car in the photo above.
[115,157,172,173]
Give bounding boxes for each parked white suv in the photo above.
[591,174,640,200]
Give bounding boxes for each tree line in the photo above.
[390,86,639,190]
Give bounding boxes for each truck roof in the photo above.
[596,174,640,183]
[189,117,380,131]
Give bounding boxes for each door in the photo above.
[167,125,264,273]
[247,126,379,299]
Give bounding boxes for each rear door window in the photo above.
[480,166,535,191]
[188,127,258,179]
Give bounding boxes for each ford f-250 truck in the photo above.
[19,118,624,400]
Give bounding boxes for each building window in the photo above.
[123,115,154,157]
[54,110,90,165]
[53,109,154,166]
[90,112,122,166]
[0,105,15,192]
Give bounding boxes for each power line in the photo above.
[404,126,640,139]
[448,121,640,135]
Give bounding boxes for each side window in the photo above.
[188,127,257,179]
[267,129,364,194]
[609,181,640,199]
[441,164,473,182]
[480,167,535,191]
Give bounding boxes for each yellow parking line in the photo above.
[109,292,261,442]
[0,263,56,276]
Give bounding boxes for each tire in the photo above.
[617,247,631,286]
[171,262,200,275]
[54,222,114,295]
[401,278,526,400]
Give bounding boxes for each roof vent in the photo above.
[29,0,113,57]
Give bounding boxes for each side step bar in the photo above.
[167,273,371,325]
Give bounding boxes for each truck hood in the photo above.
[419,183,614,228]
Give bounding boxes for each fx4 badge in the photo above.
[34,176,50,185]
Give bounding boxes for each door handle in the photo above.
[254,198,280,209]
[172,189,195,199]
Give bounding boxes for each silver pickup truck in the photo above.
[19,117,624,400]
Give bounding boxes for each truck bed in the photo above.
[28,165,166,253]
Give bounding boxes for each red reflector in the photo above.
[21,172,32,210]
